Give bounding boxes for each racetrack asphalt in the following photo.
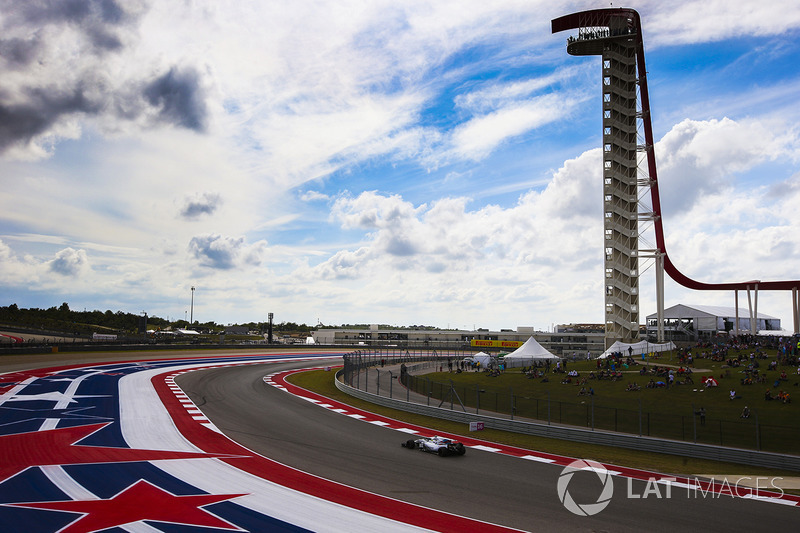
[1,349,797,532]
[178,359,800,532]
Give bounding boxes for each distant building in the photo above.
[555,323,605,334]
[646,304,782,341]
[312,326,605,357]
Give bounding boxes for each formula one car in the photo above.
[402,435,466,456]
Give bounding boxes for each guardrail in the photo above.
[335,363,800,472]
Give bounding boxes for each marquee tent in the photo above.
[757,329,793,337]
[464,352,494,367]
[502,337,559,368]
[599,339,676,359]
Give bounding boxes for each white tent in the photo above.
[502,337,559,368]
[757,329,793,337]
[464,351,494,367]
[599,339,676,359]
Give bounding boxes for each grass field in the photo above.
[287,366,800,483]
[407,350,800,453]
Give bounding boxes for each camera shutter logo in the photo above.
[557,459,614,516]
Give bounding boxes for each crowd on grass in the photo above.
[428,335,798,442]
[450,335,799,410]
[516,335,800,408]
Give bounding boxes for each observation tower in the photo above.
[553,10,645,348]
[552,8,800,346]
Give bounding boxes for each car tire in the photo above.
[405,439,416,449]
[455,443,466,455]
[438,448,447,457]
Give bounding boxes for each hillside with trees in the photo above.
[0,303,314,338]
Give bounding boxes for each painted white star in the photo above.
[2,391,109,407]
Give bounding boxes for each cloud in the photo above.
[188,234,268,270]
[0,36,44,68]
[180,192,222,219]
[6,0,135,52]
[0,0,211,158]
[656,117,792,214]
[531,148,603,219]
[143,66,208,132]
[454,70,574,114]
[310,247,372,280]
[331,191,422,230]
[648,0,800,46]
[0,239,35,284]
[301,111,800,323]
[659,180,800,293]
[48,247,90,276]
[447,93,580,162]
[0,239,95,285]
[300,191,330,202]
[188,234,240,270]
[2,1,800,329]
[766,171,800,201]
[0,84,103,154]
[311,156,605,304]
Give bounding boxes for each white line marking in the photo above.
[470,445,501,452]
[521,455,556,463]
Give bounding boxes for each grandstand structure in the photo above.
[552,8,800,349]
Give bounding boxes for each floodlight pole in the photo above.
[190,286,195,325]
[268,312,274,343]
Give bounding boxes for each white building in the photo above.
[646,304,782,341]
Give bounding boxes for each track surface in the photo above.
[181,360,799,532]
[0,349,797,532]
[0,350,521,532]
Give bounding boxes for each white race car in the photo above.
[402,435,466,456]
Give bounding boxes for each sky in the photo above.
[1,0,800,331]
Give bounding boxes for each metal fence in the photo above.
[412,375,800,454]
[340,348,468,393]
[335,367,800,472]
[400,373,800,454]
[341,350,800,455]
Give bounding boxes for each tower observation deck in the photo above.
[555,10,642,348]
[552,8,800,345]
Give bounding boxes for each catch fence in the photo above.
[342,350,800,455]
